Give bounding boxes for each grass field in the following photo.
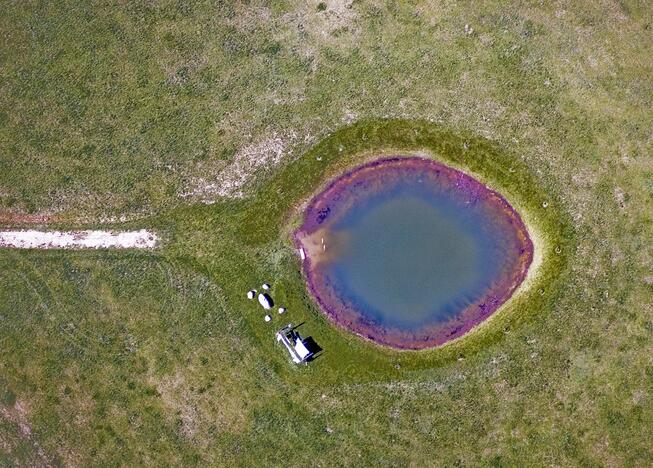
[1,0,652,466]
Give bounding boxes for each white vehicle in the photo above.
[275,324,320,364]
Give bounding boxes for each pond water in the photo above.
[295,157,533,349]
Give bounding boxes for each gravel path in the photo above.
[0,229,158,249]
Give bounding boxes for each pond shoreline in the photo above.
[294,156,535,350]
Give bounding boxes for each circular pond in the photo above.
[294,157,533,349]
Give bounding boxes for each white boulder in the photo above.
[258,293,273,310]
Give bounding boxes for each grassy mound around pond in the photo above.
[163,119,571,372]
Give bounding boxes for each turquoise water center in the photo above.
[295,157,533,349]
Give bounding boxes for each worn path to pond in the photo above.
[295,157,534,349]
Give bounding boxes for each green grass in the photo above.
[1,0,653,466]
[160,119,572,377]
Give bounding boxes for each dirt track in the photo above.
[0,230,158,249]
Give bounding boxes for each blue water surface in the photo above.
[321,179,513,330]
